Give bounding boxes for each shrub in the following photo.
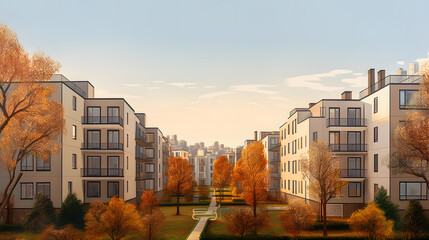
[348,202,393,240]
[23,192,56,232]
[404,199,427,238]
[374,186,400,229]
[58,193,85,229]
[225,208,269,239]
[279,201,315,239]
[40,224,84,240]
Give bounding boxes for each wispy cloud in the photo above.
[203,85,216,89]
[188,86,198,89]
[341,76,367,88]
[168,82,197,87]
[152,80,165,83]
[268,96,287,101]
[353,73,363,76]
[249,102,266,108]
[285,69,350,92]
[229,84,278,95]
[123,83,143,87]
[96,89,142,99]
[397,61,405,65]
[146,87,161,90]
[198,91,233,99]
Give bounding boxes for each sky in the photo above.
[1,0,429,147]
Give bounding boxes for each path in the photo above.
[186,196,217,240]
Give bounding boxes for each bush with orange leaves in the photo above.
[85,197,143,240]
[40,224,83,240]
[225,208,269,239]
[139,190,165,240]
[348,202,393,240]
[279,201,315,239]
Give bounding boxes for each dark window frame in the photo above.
[72,125,77,140]
[72,96,77,111]
[21,155,34,171]
[374,97,378,113]
[399,181,428,201]
[348,182,361,197]
[374,154,378,172]
[399,90,419,109]
[87,129,101,149]
[72,154,77,169]
[374,127,378,142]
[20,182,33,200]
[36,156,51,171]
[36,182,51,199]
[107,181,120,198]
[87,181,101,198]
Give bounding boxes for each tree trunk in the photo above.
[0,173,22,218]
[148,224,152,240]
[319,201,322,222]
[323,201,327,237]
[176,185,180,215]
[5,198,13,224]
[253,192,257,218]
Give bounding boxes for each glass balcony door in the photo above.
[108,156,119,176]
[329,131,340,151]
[107,107,120,123]
[108,130,119,149]
[329,108,340,126]
[348,132,361,151]
[87,130,101,149]
[348,157,362,177]
[87,107,101,123]
[347,108,361,126]
[87,156,101,176]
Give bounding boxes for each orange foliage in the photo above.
[166,157,194,215]
[213,155,233,205]
[85,197,143,240]
[140,191,165,240]
[279,201,315,239]
[40,224,84,240]
[233,141,269,217]
[225,208,269,239]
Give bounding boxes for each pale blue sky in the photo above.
[1,0,429,147]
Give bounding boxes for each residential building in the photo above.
[260,131,281,200]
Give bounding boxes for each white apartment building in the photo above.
[279,69,425,217]
[0,74,170,219]
[260,132,281,199]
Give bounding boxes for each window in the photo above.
[87,181,101,198]
[107,107,120,123]
[288,180,290,190]
[21,155,34,171]
[107,130,119,149]
[72,125,77,140]
[127,157,129,170]
[87,156,101,176]
[146,163,155,173]
[87,106,101,123]
[288,124,290,135]
[107,156,120,176]
[374,97,378,113]
[127,112,129,125]
[347,108,362,126]
[348,157,361,177]
[68,182,72,194]
[36,156,51,171]
[146,148,155,158]
[329,108,340,126]
[374,154,378,172]
[374,127,378,142]
[21,183,33,199]
[400,90,419,109]
[72,154,77,169]
[126,134,129,148]
[87,130,100,149]
[146,133,155,143]
[400,182,427,200]
[72,96,76,111]
[36,182,50,198]
[329,131,340,151]
[288,143,290,154]
[348,182,361,197]
[374,184,379,197]
[108,182,119,198]
[313,132,318,141]
[145,179,154,190]
[288,161,290,172]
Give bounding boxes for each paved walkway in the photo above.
[186,197,217,240]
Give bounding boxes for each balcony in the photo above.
[136,131,152,147]
[359,75,422,99]
[82,116,123,126]
[81,168,124,177]
[340,169,366,178]
[81,143,124,150]
[326,118,367,127]
[329,144,367,152]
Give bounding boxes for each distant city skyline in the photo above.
[1,0,429,146]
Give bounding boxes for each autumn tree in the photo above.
[40,224,84,240]
[213,155,233,206]
[225,208,269,240]
[139,191,165,240]
[301,141,347,237]
[279,201,315,239]
[391,61,429,187]
[348,202,393,240]
[0,24,63,218]
[166,157,194,215]
[85,197,143,240]
[234,141,269,217]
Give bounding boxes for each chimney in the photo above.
[308,103,316,108]
[341,91,352,100]
[377,70,385,90]
[254,131,258,141]
[368,68,375,94]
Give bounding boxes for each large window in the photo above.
[145,179,154,190]
[348,131,362,151]
[107,156,120,176]
[329,131,340,151]
[107,130,119,149]
[21,183,33,200]
[348,157,362,177]
[108,182,119,198]
[36,156,51,171]
[107,107,120,123]
[145,163,155,173]
[348,182,361,197]
[400,90,419,109]
[87,106,101,123]
[87,130,100,149]
[87,181,101,198]
[146,133,155,143]
[329,108,340,126]
[347,108,361,126]
[400,182,427,200]
[36,182,50,198]
[87,156,101,176]
[21,155,34,171]
[146,148,155,159]
[374,97,378,113]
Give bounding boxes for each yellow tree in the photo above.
[234,141,269,217]
[85,197,143,240]
[301,141,347,237]
[279,201,315,239]
[139,191,165,240]
[0,24,62,219]
[392,61,429,187]
[213,155,233,206]
[166,157,194,215]
[348,202,393,240]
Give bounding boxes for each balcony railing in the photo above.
[360,75,422,99]
[81,168,124,177]
[326,118,367,127]
[340,169,366,178]
[136,151,147,160]
[82,116,123,126]
[399,194,428,200]
[81,143,124,150]
[329,144,367,152]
